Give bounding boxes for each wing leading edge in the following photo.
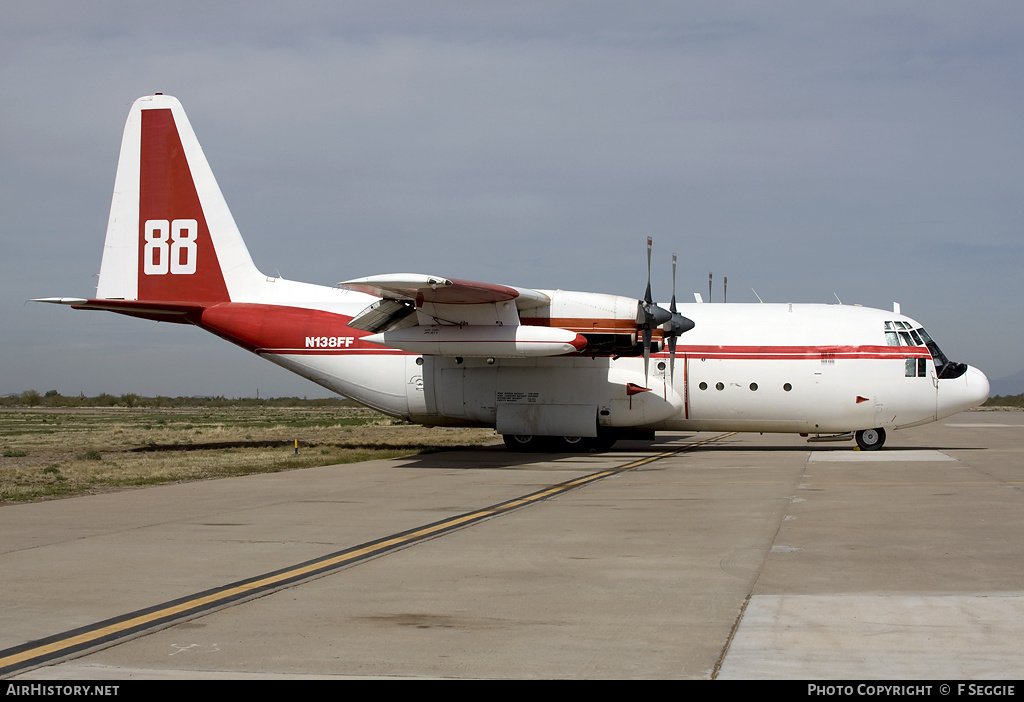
[339,274,548,307]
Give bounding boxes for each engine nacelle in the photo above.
[363,325,587,358]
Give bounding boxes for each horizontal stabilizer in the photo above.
[32,297,203,324]
[31,297,89,305]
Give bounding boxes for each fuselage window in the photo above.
[699,382,708,390]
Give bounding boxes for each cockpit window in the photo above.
[918,327,967,379]
[886,322,924,346]
[885,323,968,379]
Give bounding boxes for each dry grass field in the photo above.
[0,407,498,503]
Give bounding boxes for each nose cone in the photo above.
[968,366,992,405]
[937,365,991,419]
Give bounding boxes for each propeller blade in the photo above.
[668,335,677,386]
[644,236,653,304]
[671,254,678,313]
[668,253,678,386]
[642,326,652,384]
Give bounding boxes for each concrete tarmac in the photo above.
[1,410,1021,679]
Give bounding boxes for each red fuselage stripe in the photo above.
[257,346,932,359]
[178,302,933,361]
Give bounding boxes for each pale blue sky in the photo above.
[3,2,1022,397]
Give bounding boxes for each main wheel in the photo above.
[553,436,591,452]
[855,427,886,451]
[502,434,552,452]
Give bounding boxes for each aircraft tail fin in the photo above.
[95,94,263,304]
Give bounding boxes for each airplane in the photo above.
[35,94,991,452]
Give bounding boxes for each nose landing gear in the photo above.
[855,427,886,451]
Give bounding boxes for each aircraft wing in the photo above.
[338,274,585,357]
[339,274,548,307]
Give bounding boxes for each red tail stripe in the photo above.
[138,109,230,303]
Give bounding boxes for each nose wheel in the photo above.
[855,427,886,451]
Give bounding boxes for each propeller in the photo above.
[636,238,695,386]
[663,252,695,385]
[637,238,671,384]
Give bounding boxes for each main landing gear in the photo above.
[502,434,618,453]
[855,427,886,451]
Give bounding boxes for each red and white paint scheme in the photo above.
[36,95,990,451]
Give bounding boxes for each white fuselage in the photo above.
[250,285,989,437]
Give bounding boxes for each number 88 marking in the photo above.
[144,219,198,275]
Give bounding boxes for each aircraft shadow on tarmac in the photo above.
[699,444,986,453]
[126,436,985,457]
[391,438,987,470]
